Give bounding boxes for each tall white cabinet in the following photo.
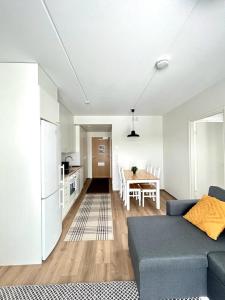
[60,103,74,153]
[39,67,59,124]
[0,63,58,266]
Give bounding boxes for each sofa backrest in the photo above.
[208,186,225,202]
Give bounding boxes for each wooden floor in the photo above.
[0,181,174,286]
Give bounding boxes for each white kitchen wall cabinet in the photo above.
[72,126,88,181]
[39,67,59,124]
[74,125,80,153]
[79,167,84,190]
[0,63,58,266]
[60,103,74,153]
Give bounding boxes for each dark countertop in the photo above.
[64,166,82,178]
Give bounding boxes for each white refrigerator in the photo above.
[41,120,62,260]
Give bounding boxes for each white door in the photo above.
[42,190,62,260]
[195,122,224,197]
[190,113,225,198]
[41,120,60,198]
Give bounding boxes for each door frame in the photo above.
[91,136,112,178]
[189,120,197,198]
[189,109,225,198]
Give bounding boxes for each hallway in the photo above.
[0,181,173,286]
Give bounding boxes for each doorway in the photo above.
[190,112,224,198]
[92,137,110,178]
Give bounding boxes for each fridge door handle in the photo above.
[60,165,64,188]
[59,187,64,208]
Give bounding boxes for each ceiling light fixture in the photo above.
[127,109,140,137]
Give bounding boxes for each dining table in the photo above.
[123,169,160,211]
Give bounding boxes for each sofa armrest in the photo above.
[166,199,198,216]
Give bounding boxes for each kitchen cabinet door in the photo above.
[62,177,70,219]
[39,67,59,124]
[59,104,74,153]
[79,167,84,193]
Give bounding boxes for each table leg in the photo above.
[123,183,126,206]
[126,181,130,211]
[156,180,160,209]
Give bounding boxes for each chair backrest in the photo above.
[154,167,161,178]
[121,167,126,184]
[146,163,150,173]
[118,166,124,182]
[118,165,121,177]
[148,165,153,174]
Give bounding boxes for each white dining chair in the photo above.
[149,165,154,174]
[118,166,124,199]
[129,183,141,206]
[153,167,161,178]
[139,167,160,206]
[146,163,150,173]
[121,168,141,207]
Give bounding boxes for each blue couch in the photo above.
[128,186,225,300]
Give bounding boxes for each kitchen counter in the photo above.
[64,166,82,178]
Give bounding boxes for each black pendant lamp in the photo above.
[127,109,140,137]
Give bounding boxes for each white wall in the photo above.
[0,63,42,265]
[74,116,164,190]
[163,78,225,199]
[87,132,112,178]
[195,122,224,198]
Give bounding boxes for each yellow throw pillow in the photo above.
[183,195,225,240]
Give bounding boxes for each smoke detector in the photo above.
[155,58,170,70]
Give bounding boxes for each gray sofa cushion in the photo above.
[167,199,198,216]
[166,186,225,217]
[128,215,218,299]
[208,252,225,284]
[128,215,225,269]
[209,186,225,202]
[208,270,225,300]
[208,252,225,300]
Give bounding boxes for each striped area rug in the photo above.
[0,281,202,300]
[64,193,114,241]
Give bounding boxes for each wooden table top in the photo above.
[123,169,159,181]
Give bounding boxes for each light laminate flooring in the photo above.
[0,180,175,286]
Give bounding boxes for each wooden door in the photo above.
[92,137,110,178]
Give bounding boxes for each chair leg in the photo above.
[142,192,145,207]
[138,191,141,206]
[123,187,126,205]
[120,186,122,199]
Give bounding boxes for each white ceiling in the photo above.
[0,0,225,115]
